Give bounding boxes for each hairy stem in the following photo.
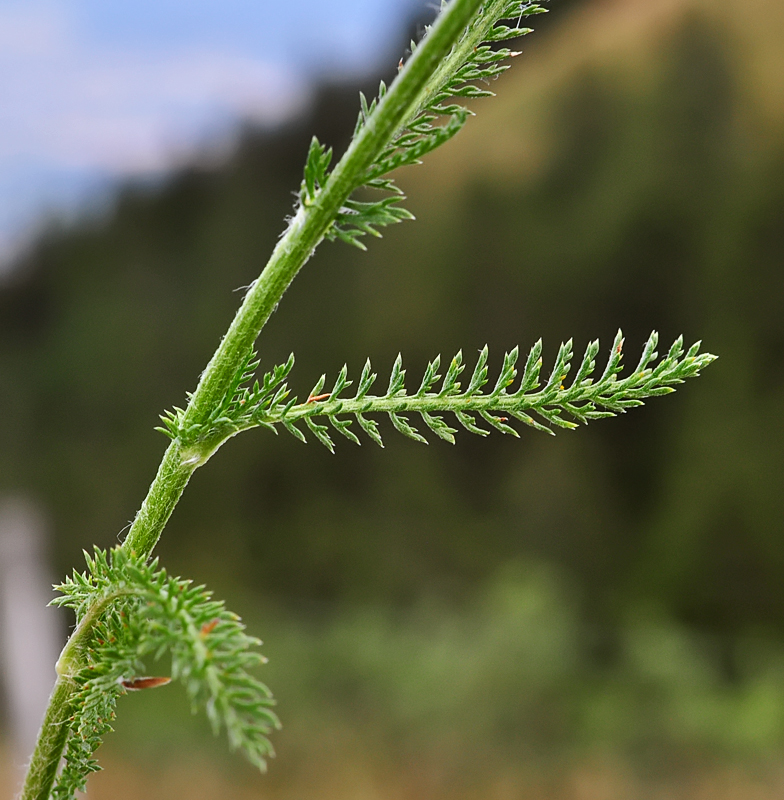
[20,1,492,795]
[122,441,202,560]
[418,0,516,120]
[122,0,486,562]
[20,677,76,800]
[257,392,585,424]
[20,586,136,800]
[173,0,485,438]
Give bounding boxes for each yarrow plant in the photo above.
[20,1,716,798]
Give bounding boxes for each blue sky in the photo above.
[0,0,428,267]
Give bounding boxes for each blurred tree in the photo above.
[0,1,782,642]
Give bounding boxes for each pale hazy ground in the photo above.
[4,743,784,800]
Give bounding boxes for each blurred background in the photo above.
[1,0,784,796]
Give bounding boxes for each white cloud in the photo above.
[0,5,307,172]
[0,51,306,171]
[0,3,71,58]
[0,0,312,267]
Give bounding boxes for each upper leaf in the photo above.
[298,0,547,250]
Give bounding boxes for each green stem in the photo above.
[20,2,492,795]
[20,676,76,800]
[122,441,201,559]
[20,587,133,800]
[176,0,486,433]
[255,392,564,422]
[120,0,485,562]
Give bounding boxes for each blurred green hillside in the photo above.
[2,0,784,791]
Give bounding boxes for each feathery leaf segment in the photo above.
[159,332,716,454]
[301,0,547,249]
[48,548,279,800]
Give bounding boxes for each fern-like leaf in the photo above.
[298,0,547,249]
[176,331,714,451]
[50,548,279,799]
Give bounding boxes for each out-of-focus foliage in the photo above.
[1,0,784,775]
[117,566,784,768]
